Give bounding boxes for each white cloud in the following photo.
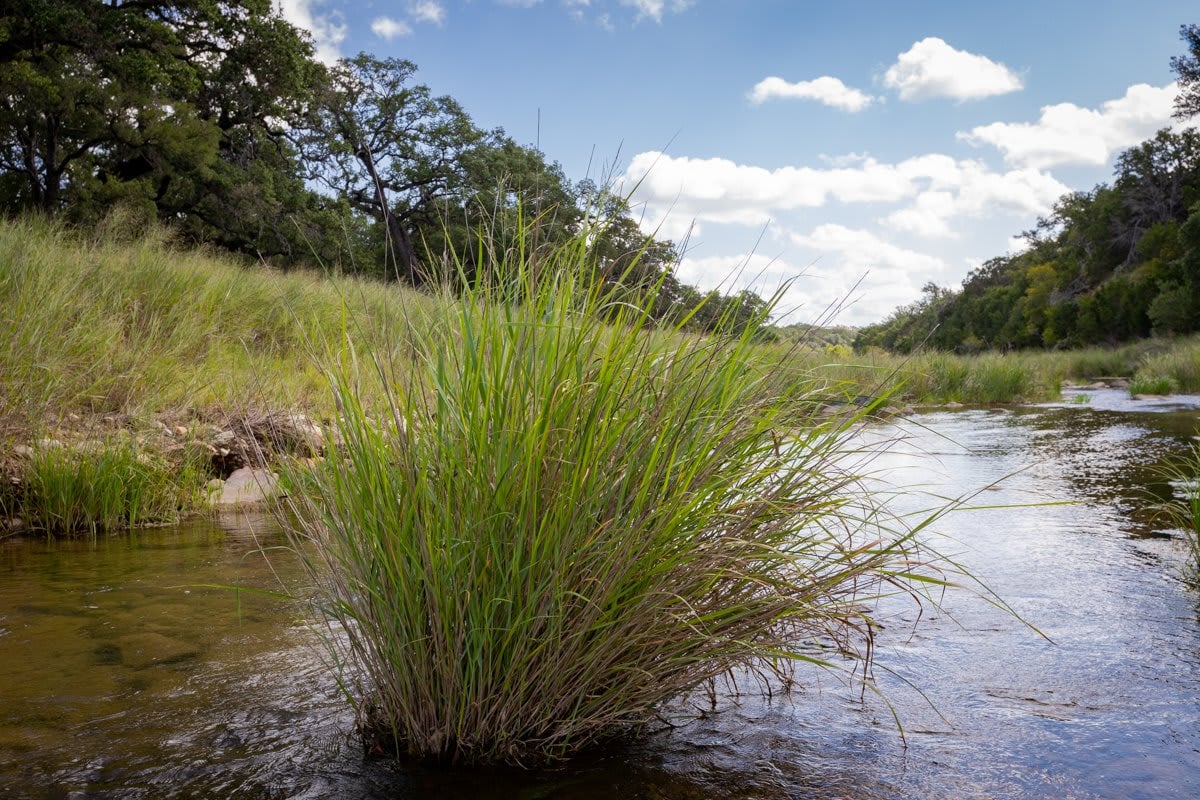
[620,151,915,226]
[275,0,346,64]
[883,161,1068,238]
[620,151,1069,239]
[411,1,447,25]
[957,83,1179,168]
[785,225,951,324]
[619,0,694,23]
[791,224,946,274]
[371,16,413,39]
[883,37,1022,102]
[749,76,877,112]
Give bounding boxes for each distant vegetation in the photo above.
[857,25,1200,355]
[0,0,766,333]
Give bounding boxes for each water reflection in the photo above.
[2,394,1200,798]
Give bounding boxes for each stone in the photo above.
[117,632,200,669]
[174,425,188,437]
[211,430,237,448]
[944,401,964,408]
[217,467,279,507]
[12,444,34,458]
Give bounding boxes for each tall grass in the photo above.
[1159,443,1200,583]
[13,437,205,534]
[0,215,441,428]
[1133,344,1200,394]
[283,234,946,766]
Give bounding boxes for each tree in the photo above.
[0,1,344,264]
[1113,128,1200,260]
[298,54,487,283]
[1171,23,1200,119]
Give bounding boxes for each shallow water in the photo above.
[2,388,1199,799]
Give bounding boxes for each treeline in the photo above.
[856,25,1200,354]
[0,0,764,331]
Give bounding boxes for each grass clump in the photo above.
[284,236,945,767]
[13,437,205,535]
[1129,374,1180,396]
[1158,443,1200,583]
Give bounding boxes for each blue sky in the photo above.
[277,0,1196,325]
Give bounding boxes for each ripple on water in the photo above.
[3,405,1200,798]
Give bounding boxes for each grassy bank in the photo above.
[0,215,442,431]
[4,213,1200,537]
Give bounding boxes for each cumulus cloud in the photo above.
[957,82,1179,168]
[275,0,346,64]
[784,225,952,324]
[371,16,413,39]
[620,151,1069,238]
[619,0,694,23]
[883,37,1022,102]
[790,224,946,274]
[748,76,877,112]
[410,1,447,25]
[619,151,914,225]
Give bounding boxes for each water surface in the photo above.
[2,388,1199,798]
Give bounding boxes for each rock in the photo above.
[3,517,27,534]
[36,438,64,450]
[944,401,964,409]
[211,429,237,448]
[12,444,34,458]
[217,467,279,507]
[174,425,188,437]
[1111,379,1129,389]
[1089,382,1108,389]
[117,632,200,669]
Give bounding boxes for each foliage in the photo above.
[282,231,945,766]
[0,0,356,265]
[1173,23,1200,120]
[14,437,204,535]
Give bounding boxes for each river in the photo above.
[2,388,1199,798]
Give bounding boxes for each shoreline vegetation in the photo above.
[2,214,1200,539]
[2,212,1196,764]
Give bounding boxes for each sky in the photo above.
[275,0,1197,325]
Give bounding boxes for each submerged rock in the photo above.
[117,632,200,669]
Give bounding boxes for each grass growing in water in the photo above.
[1129,375,1180,396]
[283,235,948,766]
[13,437,205,534]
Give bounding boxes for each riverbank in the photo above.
[3,215,1199,536]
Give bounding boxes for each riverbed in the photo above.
[2,388,1199,798]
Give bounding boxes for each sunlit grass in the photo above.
[281,227,950,766]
